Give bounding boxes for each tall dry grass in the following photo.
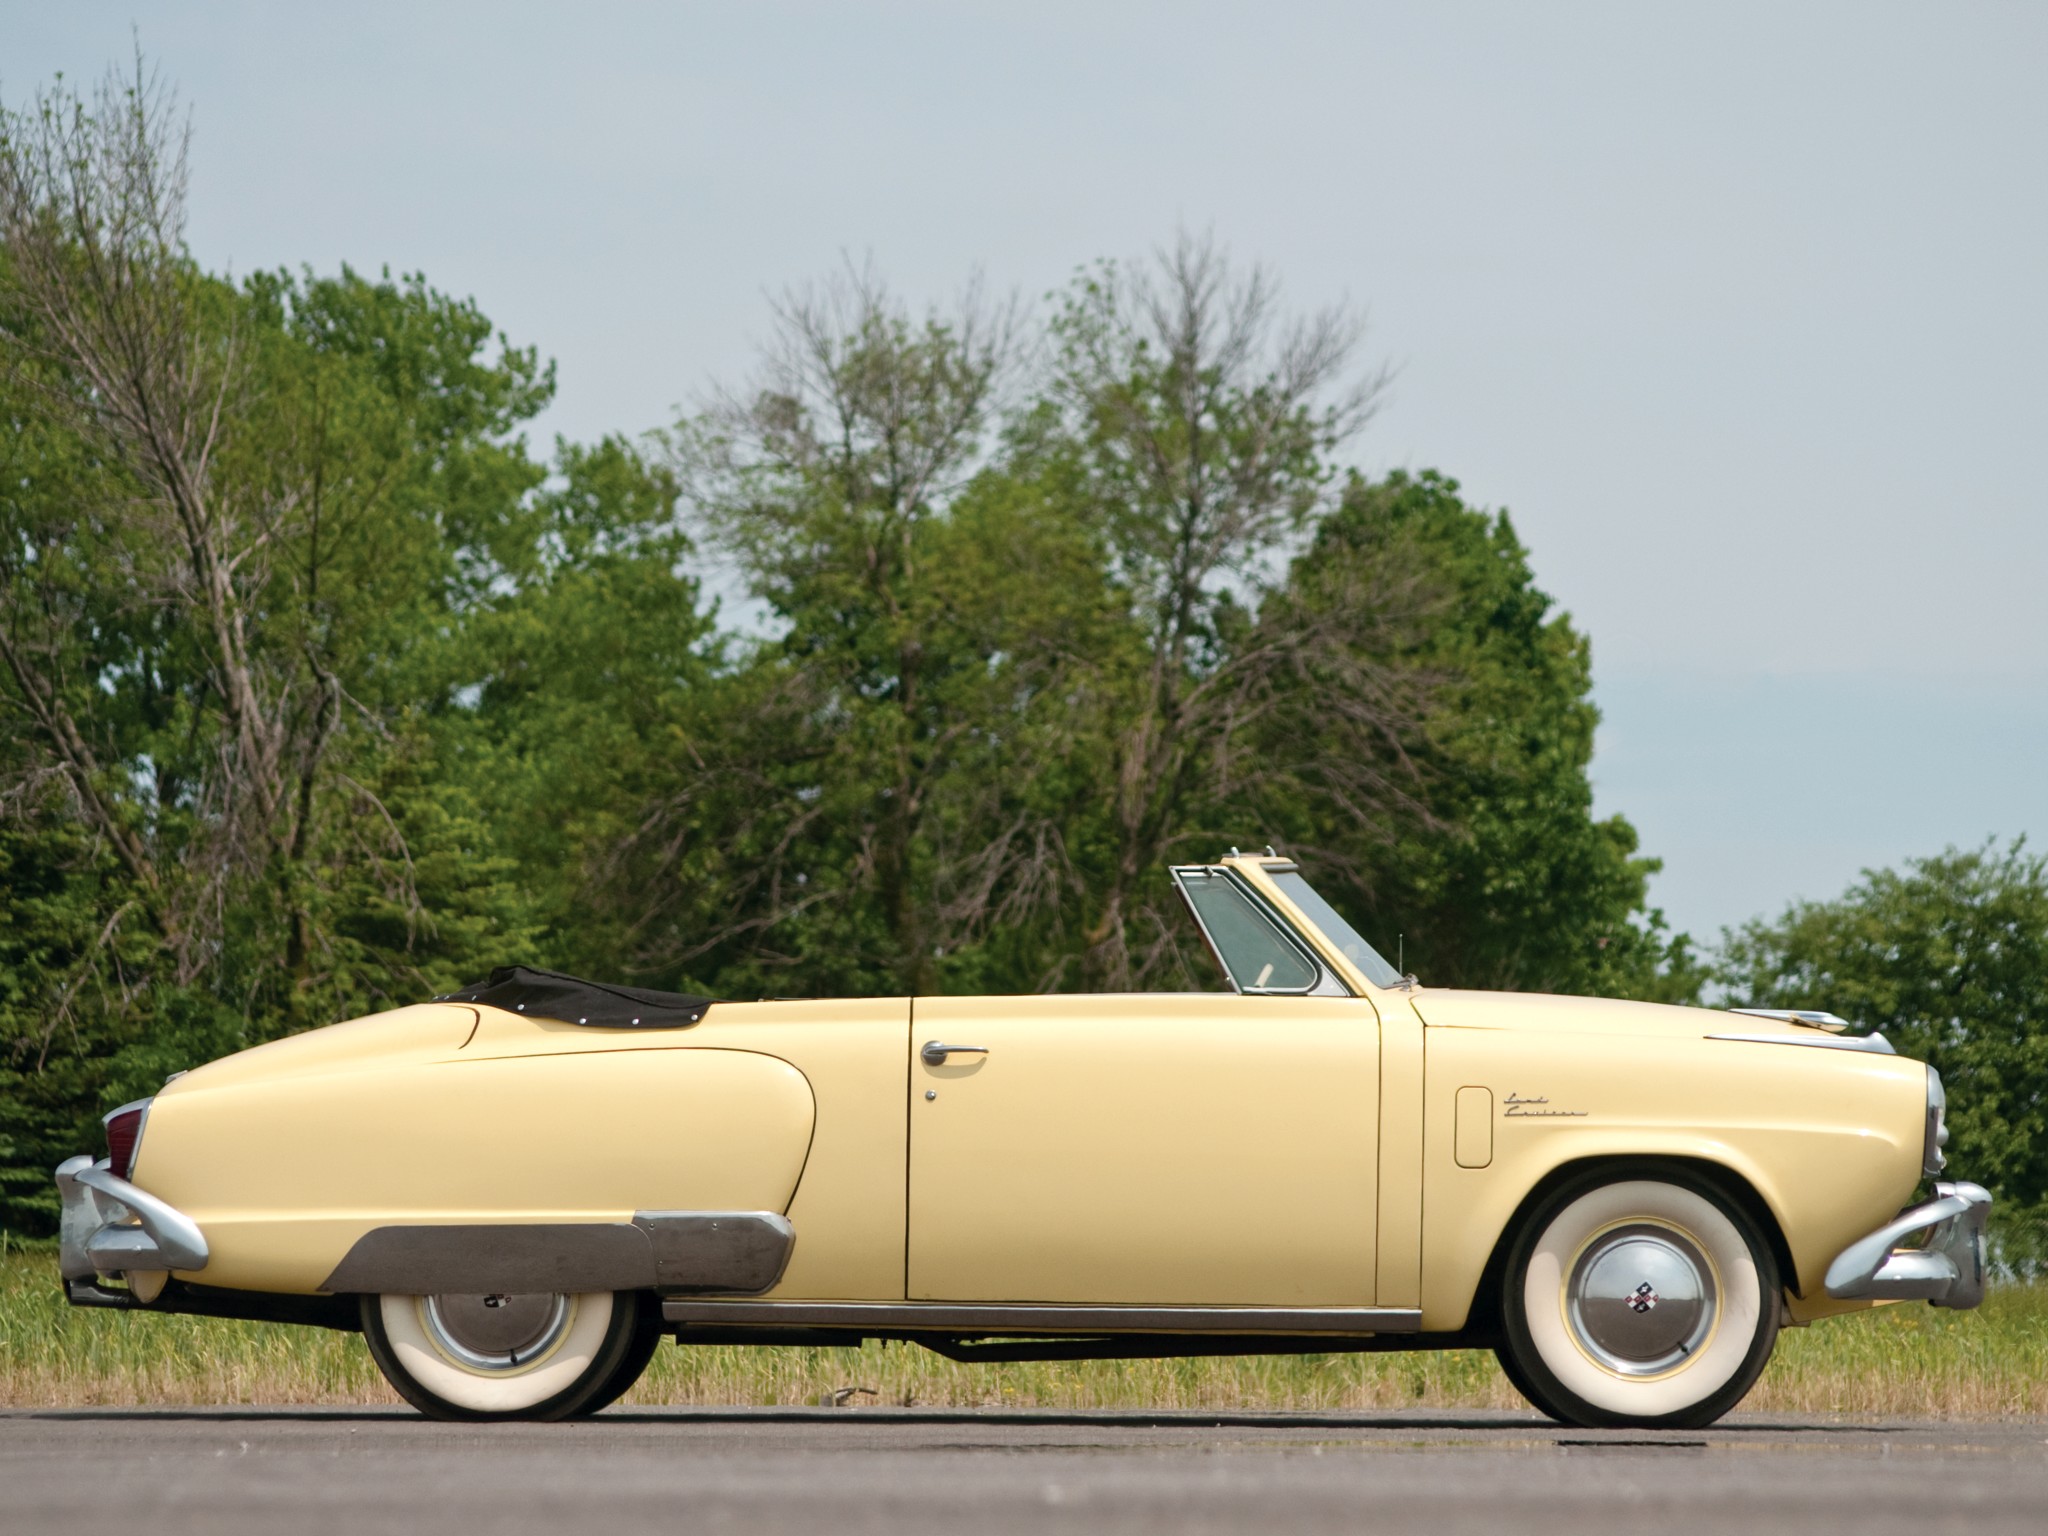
[2,1252,2041,1415]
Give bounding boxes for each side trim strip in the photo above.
[662,1300,1423,1335]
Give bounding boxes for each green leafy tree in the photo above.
[0,63,569,1234]
[1267,470,1696,1000]
[655,267,1120,997]
[1718,840,2048,1226]
[0,55,1706,1238]
[433,435,713,981]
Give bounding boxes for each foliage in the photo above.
[1719,839,2048,1224]
[651,265,1084,997]
[0,60,1701,1239]
[1023,238,1405,989]
[0,64,602,1232]
[1277,470,1700,1000]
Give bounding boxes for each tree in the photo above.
[0,62,553,1011]
[1718,840,2048,1228]
[654,265,1121,997]
[430,435,715,982]
[0,61,568,1233]
[1267,471,1696,1000]
[0,53,1703,1235]
[1029,232,1421,988]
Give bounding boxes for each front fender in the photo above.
[1418,1027,1926,1331]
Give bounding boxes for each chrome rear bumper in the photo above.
[1823,1180,1991,1309]
[55,1155,210,1289]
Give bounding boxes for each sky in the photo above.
[7,2,2043,942]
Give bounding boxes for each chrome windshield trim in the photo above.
[1264,867,1405,991]
[1705,1031,1896,1054]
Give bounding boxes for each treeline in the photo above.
[3,65,2041,1245]
[0,67,1684,1231]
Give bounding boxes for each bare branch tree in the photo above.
[670,256,1022,605]
[651,263,1044,993]
[0,56,370,984]
[1045,229,1416,988]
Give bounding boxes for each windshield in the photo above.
[1270,871,1405,988]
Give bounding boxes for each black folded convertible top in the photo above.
[434,966,714,1028]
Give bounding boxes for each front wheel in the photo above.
[1497,1171,1780,1429]
[361,1289,650,1421]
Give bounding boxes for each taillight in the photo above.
[103,1099,151,1180]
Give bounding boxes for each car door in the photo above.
[906,869,1380,1306]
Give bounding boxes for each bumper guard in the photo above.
[1823,1180,1991,1309]
[55,1155,210,1286]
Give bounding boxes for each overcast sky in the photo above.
[9,2,2043,943]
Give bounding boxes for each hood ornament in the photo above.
[1728,1008,1853,1035]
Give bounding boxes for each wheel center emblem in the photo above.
[1629,1282,1660,1313]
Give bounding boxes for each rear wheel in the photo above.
[565,1290,665,1416]
[1497,1170,1780,1429]
[361,1289,648,1421]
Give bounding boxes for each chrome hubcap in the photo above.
[1566,1224,1716,1376]
[421,1293,571,1372]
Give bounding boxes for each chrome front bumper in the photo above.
[54,1155,210,1288]
[1824,1180,1992,1309]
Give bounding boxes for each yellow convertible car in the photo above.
[56,851,1988,1427]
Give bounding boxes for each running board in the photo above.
[660,1300,1422,1335]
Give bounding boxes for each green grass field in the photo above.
[3,1253,2042,1415]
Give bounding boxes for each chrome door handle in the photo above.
[920,1041,991,1066]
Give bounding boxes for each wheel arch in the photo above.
[1453,1153,1798,1342]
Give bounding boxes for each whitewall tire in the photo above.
[1498,1171,1780,1429]
[361,1289,648,1421]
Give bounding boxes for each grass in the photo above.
[3,1251,2044,1415]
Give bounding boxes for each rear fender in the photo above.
[137,1045,816,1294]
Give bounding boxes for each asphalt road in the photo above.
[4,1406,2044,1535]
